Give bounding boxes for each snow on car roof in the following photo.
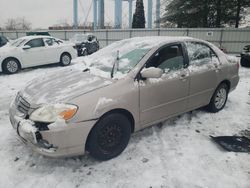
[17,35,53,40]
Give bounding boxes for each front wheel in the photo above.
[207,83,229,113]
[2,58,20,74]
[87,113,131,160]
[60,53,71,66]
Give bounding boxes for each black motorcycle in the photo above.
[71,34,99,56]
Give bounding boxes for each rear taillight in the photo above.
[236,62,240,69]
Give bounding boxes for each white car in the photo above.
[0,36,77,74]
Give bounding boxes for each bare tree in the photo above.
[5,19,17,30]
[5,17,32,30]
[19,17,32,30]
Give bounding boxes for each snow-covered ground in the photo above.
[0,63,249,188]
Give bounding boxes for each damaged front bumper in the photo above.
[16,118,57,151]
[9,100,96,158]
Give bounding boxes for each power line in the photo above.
[84,0,92,26]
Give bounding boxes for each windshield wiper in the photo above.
[83,68,90,72]
[111,50,120,78]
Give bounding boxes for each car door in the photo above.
[43,38,62,64]
[139,43,190,127]
[21,38,47,67]
[185,41,220,110]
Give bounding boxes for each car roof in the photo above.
[112,36,207,50]
[130,36,202,44]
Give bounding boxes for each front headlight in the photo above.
[30,104,77,123]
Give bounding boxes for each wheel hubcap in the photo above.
[215,88,227,109]
[62,55,70,65]
[7,60,18,73]
[98,124,122,152]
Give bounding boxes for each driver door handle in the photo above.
[214,64,221,72]
[179,74,188,81]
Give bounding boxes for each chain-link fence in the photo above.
[1,28,250,53]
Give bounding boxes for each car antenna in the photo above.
[111,50,120,78]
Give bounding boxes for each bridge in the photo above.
[73,0,161,29]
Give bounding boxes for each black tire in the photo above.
[207,83,229,113]
[240,56,250,67]
[87,113,131,160]
[60,53,71,66]
[2,58,20,74]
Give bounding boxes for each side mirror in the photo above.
[23,45,31,50]
[141,67,163,79]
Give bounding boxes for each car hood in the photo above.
[21,68,113,105]
[0,45,16,53]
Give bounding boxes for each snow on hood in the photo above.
[70,34,88,44]
[20,66,112,105]
[0,45,17,54]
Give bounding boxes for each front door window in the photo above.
[146,44,185,73]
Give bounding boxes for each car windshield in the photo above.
[11,38,27,47]
[83,38,157,78]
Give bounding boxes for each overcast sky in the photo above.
[0,0,159,29]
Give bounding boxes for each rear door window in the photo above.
[185,42,219,66]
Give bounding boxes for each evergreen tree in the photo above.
[162,0,250,28]
[132,0,146,28]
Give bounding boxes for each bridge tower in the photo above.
[91,0,161,29]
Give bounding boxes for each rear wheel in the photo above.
[207,83,229,113]
[60,53,71,66]
[2,58,20,74]
[87,113,131,160]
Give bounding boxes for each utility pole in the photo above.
[156,0,160,28]
[73,0,78,29]
[148,0,152,28]
[115,0,122,28]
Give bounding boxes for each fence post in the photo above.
[129,29,132,38]
[106,30,108,46]
[158,29,160,36]
[16,31,18,39]
[219,29,224,48]
[64,31,67,40]
[186,28,189,36]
